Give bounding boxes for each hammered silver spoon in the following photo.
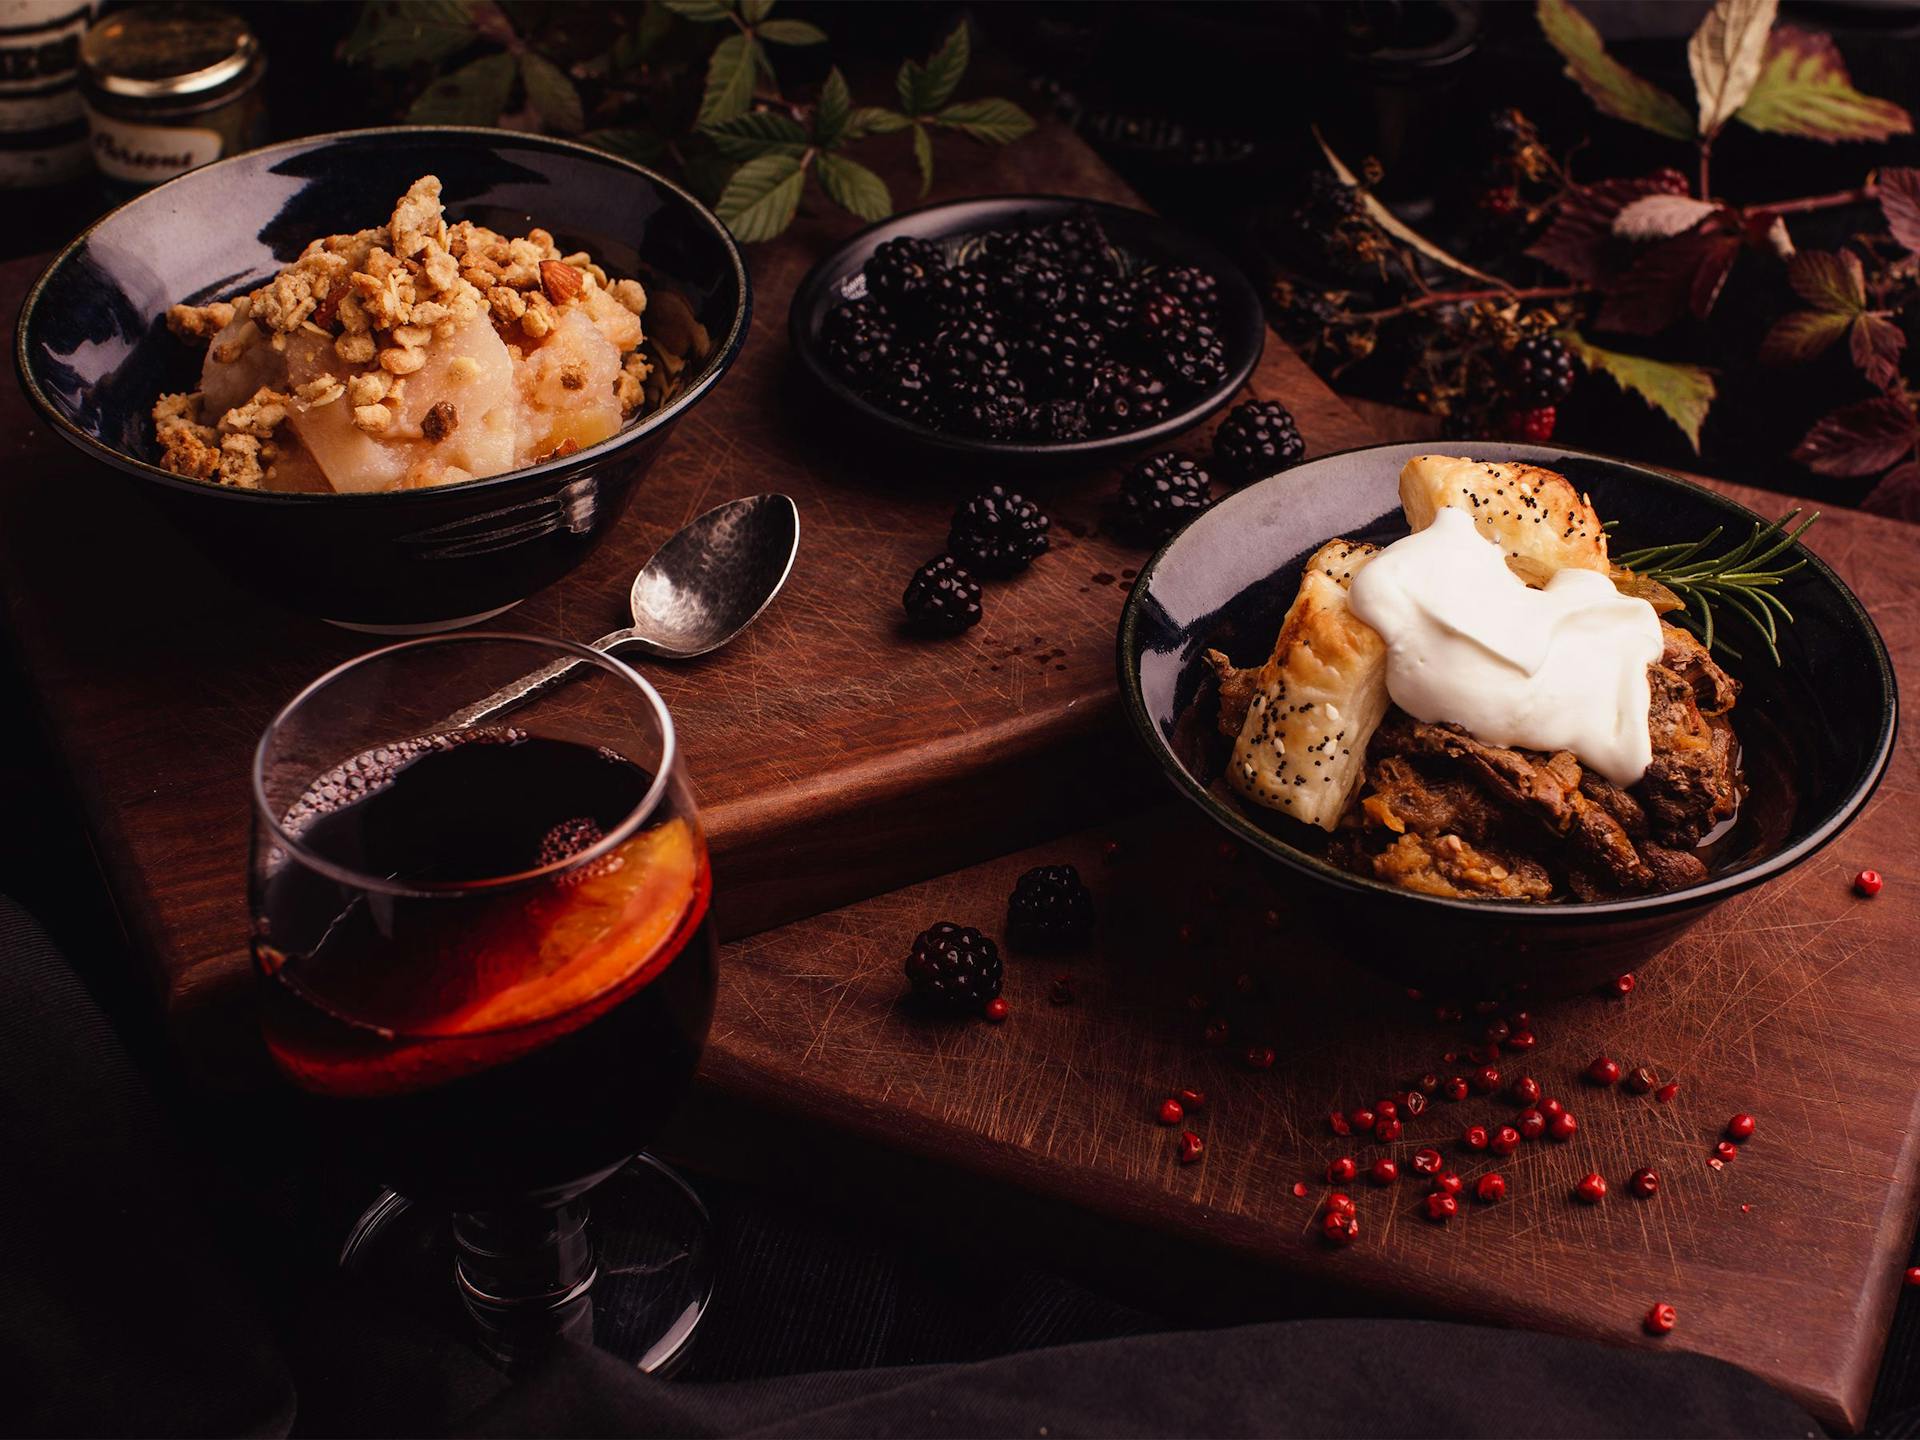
[448,493,799,728]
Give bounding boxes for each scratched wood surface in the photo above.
[699,483,1917,1427]
[0,115,1375,1054]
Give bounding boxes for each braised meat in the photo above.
[1330,625,1742,901]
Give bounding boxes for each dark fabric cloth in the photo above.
[0,893,1847,1439]
[0,896,295,1438]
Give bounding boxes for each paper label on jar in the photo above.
[83,109,221,183]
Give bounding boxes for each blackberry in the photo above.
[870,346,934,420]
[1211,399,1304,486]
[1160,318,1228,393]
[1006,864,1095,949]
[993,259,1070,323]
[821,298,896,383]
[1131,291,1192,345]
[928,317,1015,393]
[948,486,1050,575]
[1086,360,1171,434]
[1019,314,1105,396]
[1069,273,1139,338]
[902,554,982,634]
[1509,334,1575,406]
[1032,398,1090,442]
[923,266,993,329]
[903,921,1003,1015]
[942,381,1031,440]
[864,236,945,311]
[1040,209,1115,275]
[1120,452,1213,539]
[1148,264,1220,320]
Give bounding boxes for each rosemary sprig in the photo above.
[1614,509,1819,664]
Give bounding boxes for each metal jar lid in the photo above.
[79,6,258,100]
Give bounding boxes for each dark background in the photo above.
[7,3,1920,1433]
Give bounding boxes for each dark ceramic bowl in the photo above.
[1118,441,1898,990]
[788,195,1264,464]
[16,126,750,631]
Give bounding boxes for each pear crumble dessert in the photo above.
[151,175,651,493]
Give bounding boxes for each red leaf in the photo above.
[1595,229,1740,334]
[1786,249,1865,313]
[1758,309,1851,365]
[1862,460,1920,522]
[1849,312,1906,391]
[1611,194,1721,241]
[1793,396,1919,477]
[1879,167,1920,256]
[1525,173,1688,283]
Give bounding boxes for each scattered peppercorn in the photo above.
[1629,1167,1659,1198]
[1511,1075,1542,1106]
[1328,1157,1357,1184]
[1178,1088,1207,1111]
[1374,1117,1403,1143]
[1156,1098,1184,1125]
[1655,1081,1680,1104]
[1324,1211,1360,1246]
[1574,1173,1608,1204]
[1516,1108,1546,1141]
[1369,1158,1398,1186]
[1424,1191,1459,1222]
[984,997,1010,1023]
[1586,1055,1621,1086]
[1645,1302,1677,1335]
[1475,1173,1507,1204]
[1463,1125,1489,1151]
[1432,1171,1464,1197]
[1727,1113,1756,1141]
[1178,1131,1205,1165]
[1443,1076,1470,1102]
[1625,1066,1658,1095]
[1549,1111,1578,1141]
[1855,869,1883,897]
[1412,1147,1445,1176]
[1490,1125,1521,1156]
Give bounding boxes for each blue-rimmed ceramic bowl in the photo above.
[15,126,750,631]
[1118,441,1898,989]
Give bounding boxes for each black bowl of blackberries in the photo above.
[790,196,1264,460]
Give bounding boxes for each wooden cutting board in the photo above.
[688,473,1917,1429]
[0,115,1374,1056]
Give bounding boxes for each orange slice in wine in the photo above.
[435,818,701,1035]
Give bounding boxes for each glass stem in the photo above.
[452,1196,597,1368]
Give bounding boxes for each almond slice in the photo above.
[540,259,583,305]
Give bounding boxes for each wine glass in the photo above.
[249,633,717,1371]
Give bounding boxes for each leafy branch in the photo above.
[340,2,1034,244]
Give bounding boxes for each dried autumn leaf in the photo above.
[1757,309,1851,366]
[1878,167,1920,255]
[1687,0,1778,138]
[1849,312,1906,392]
[1787,249,1865,312]
[1594,229,1741,334]
[1612,194,1721,241]
[1527,174,1687,283]
[1793,396,1919,476]
[1536,0,1693,140]
[1561,330,1716,451]
[1735,25,1914,142]
[1862,459,1920,523]
[1313,128,1506,286]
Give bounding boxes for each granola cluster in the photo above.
[153,175,651,490]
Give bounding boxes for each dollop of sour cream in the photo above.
[1348,506,1665,786]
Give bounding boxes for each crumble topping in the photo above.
[152,175,655,492]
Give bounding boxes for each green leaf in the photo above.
[699,33,759,125]
[930,97,1035,144]
[1313,128,1508,287]
[702,109,808,160]
[814,68,852,147]
[739,0,774,22]
[1686,0,1777,138]
[1735,24,1913,141]
[1757,309,1852,366]
[911,122,934,198]
[581,127,670,167]
[659,0,733,21]
[343,0,476,68]
[815,153,891,221]
[407,51,516,125]
[922,21,970,109]
[714,152,806,242]
[1536,0,1694,140]
[1562,330,1716,452]
[846,106,912,139]
[757,18,826,45]
[519,51,584,133]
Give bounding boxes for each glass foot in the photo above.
[339,1153,715,1374]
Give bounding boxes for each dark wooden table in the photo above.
[5,111,1916,1432]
